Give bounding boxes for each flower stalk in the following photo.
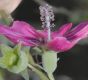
[48,73,55,80]
[28,64,50,80]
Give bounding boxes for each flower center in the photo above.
[39,4,55,41]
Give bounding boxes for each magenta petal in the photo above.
[47,37,73,52]
[37,30,48,39]
[65,21,88,37]
[68,27,88,46]
[58,23,72,35]
[0,25,22,38]
[0,25,38,46]
[53,23,72,36]
[0,25,22,42]
[11,21,40,38]
[65,22,88,41]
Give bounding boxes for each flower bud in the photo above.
[0,0,22,14]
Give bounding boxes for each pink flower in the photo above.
[0,21,88,52]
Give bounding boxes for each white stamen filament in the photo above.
[45,9,51,41]
[39,4,55,41]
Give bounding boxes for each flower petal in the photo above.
[53,23,72,35]
[51,23,72,38]
[11,21,40,38]
[65,21,88,41]
[47,37,72,52]
[65,21,88,38]
[67,26,88,46]
[0,24,22,38]
[0,24,38,46]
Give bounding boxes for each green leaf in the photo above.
[0,35,12,45]
[23,47,35,65]
[13,42,21,54]
[42,51,57,74]
[0,44,17,68]
[0,44,28,73]
[8,51,28,73]
[20,69,29,80]
[0,44,13,55]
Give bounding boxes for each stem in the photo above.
[48,73,55,80]
[28,64,55,80]
[28,64,50,80]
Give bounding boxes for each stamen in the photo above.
[39,4,55,41]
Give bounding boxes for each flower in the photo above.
[0,21,88,52]
[0,4,88,52]
[0,0,22,13]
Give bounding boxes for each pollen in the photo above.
[39,4,55,41]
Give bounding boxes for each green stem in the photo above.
[28,64,50,80]
[48,73,55,80]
